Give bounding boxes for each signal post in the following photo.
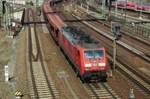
[111,21,122,72]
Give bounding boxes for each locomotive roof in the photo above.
[61,26,101,48]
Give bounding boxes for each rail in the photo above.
[26,8,59,99]
[72,14,150,95]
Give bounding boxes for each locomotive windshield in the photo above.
[84,50,104,59]
[95,50,104,58]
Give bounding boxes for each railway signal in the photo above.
[111,21,121,40]
[111,21,122,71]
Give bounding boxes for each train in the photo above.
[112,1,150,13]
[43,0,109,82]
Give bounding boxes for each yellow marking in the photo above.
[15,91,23,96]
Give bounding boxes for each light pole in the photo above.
[80,0,83,8]
[124,0,127,22]
[113,38,117,71]
[115,0,118,17]
[6,2,12,36]
[101,0,106,18]
[36,0,38,8]
[2,0,8,35]
[0,1,2,27]
[108,0,111,18]
[86,0,89,13]
[12,0,15,19]
[2,0,13,36]
[139,0,142,19]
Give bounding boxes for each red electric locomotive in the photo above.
[43,0,109,82]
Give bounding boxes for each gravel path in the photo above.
[0,29,15,99]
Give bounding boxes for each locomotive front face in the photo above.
[83,48,107,72]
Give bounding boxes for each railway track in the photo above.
[42,2,150,98]
[42,2,122,98]
[77,14,150,62]
[84,83,121,99]
[80,4,150,38]
[72,14,150,94]
[111,7,150,19]
[72,12,150,74]
[59,7,150,71]
[56,6,150,96]
[107,55,150,96]
[80,3,150,39]
[71,5,150,84]
[81,2,150,21]
[78,0,150,16]
[25,8,59,99]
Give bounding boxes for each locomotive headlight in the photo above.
[85,64,92,67]
[98,63,106,67]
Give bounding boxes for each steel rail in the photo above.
[32,9,57,99]
[67,14,150,94]
[27,8,39,98]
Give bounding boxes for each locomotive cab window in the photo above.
[84,51,94,59]
[84,50,104,59]
[95,50,104,58]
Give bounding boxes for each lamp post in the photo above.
[108,0,111,18]
[6,2,12,36]
[86,0,89,12]
[101,0,106,18]
[0,1,2,27]
[2,0,13,36]
[2,0,7,35]
[10,0,14,19]
[36,0,38,8]
[115,0,118,17]
[113,38,117,71]
[80,0,83,8]
[139,0,142,19]
[124,0,127,22]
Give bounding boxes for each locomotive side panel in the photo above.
[59,32,82,74]
[43,0,109,82]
